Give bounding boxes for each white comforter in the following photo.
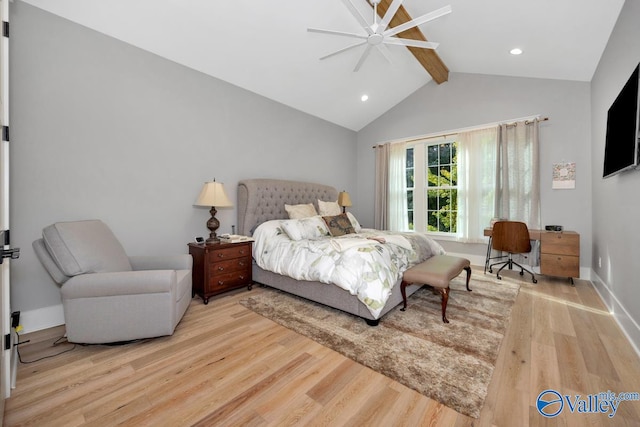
[252,218,445,318]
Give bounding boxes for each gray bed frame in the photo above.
[237,178,421,326]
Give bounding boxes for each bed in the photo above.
[237,178,445,326]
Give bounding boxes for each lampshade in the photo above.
[194,181,233,208]
[337,191,352,207]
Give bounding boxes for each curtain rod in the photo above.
[372,116,550,148]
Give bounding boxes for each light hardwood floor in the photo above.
[4,269,640,426]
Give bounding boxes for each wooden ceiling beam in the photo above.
[372,0,449,84]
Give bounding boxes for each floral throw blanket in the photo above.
[252,217,445,318]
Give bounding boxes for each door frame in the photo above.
[1,0,12,404]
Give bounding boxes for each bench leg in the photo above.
[400,280,408,311]
[464,266,472,292]
[439,286,450,323]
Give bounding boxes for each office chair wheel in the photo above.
[520,271,524,276]
[497,275,502,280]
[533,278,538,283]
[489,268,493,273]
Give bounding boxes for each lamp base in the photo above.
[205,206,221,244]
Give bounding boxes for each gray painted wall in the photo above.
[10,2,356,317]
[356,72,592,266]
[590,0,640,347]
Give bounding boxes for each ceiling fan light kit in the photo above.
[308,0,451,72]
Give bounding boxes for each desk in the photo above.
[484,227,580,284]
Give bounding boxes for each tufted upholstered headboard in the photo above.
[237,179,338,236]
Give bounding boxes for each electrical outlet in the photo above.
[10,311,20,329]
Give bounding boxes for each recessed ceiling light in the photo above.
[510,48,523,55]
[361,94,369,102]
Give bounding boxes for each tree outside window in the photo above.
[406,140,458,234]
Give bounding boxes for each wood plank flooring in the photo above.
[4,269,640,426]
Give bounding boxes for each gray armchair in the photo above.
[33,219,192,344]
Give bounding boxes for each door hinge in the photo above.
[2,229,9,245]
[0,247,19,264]
[2,125,8,142]
[4,333,10,351]
[2,21,8,38]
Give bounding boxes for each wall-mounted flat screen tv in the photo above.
[603,62,640,178]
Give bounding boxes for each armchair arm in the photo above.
[129,255,192,271]
[61,270,177,299]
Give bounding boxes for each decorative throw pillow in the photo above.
[323,213,356,237]
[284,203,318,219]
[281,217,330,241]
[346,212,362,232]
[318,199,341,216]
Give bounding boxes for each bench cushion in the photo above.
[403,255,470,288]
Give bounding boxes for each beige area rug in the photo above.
[240,271,520,418]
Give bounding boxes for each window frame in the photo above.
[406,136,459,238]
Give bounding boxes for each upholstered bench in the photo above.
[400,255,472,323]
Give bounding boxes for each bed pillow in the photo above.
[281,216,330,241]
[323,213,356,237]
[284,203,318,219]
[346,212,362,232]
[318,199,341,216]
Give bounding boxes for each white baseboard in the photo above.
[589,270,640,358]
[20,304,64,334]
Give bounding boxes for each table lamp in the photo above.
[194,180,233,244]
[338,191,352,213]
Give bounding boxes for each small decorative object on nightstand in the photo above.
[337,191,352,213]
[194,179,233,244]
[188,240,253,304]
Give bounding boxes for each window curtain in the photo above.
[457,126,499,242]
[374,142,408,231]
[374,144,389,230]
[496,119,541,229]
[496,119,541,266]
[388,142,408,231]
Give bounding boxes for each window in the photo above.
[406,138,458,235]
[388,119,539,241]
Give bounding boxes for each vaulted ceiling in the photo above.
[21,0,625,131]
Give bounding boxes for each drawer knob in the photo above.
[239,261,245,266]
[217,253,224,258]
[218,280,224,285]
[217,266,224,271]
[240,249,246,255]
[239,275,245,280]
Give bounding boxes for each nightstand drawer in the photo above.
[207,270,251,292]
[209,257,250,275]
[212,244,251,261]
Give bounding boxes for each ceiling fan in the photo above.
[308,0,452,72]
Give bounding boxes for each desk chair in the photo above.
[488,221,537,283]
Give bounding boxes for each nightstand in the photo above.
[188,241,253,304]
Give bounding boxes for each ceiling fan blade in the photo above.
[384,5,452,38]
[319,40,367,61]
[383,37,439,49]
[376,0,403,34]
[308,28,367,40]
[353,44,373,72]
[341,0,374,35]
[375,44,394,65]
